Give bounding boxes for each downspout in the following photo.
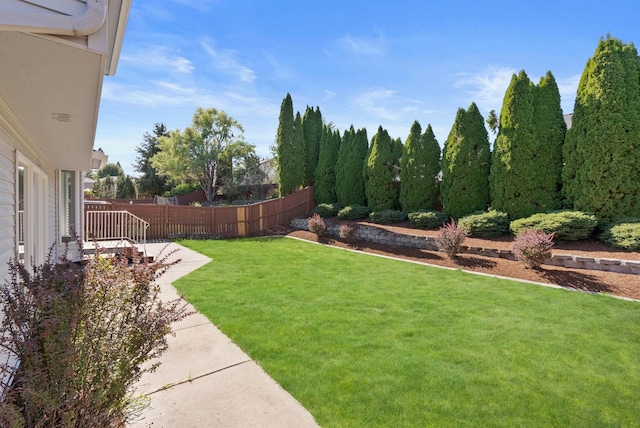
[0,0,107,36]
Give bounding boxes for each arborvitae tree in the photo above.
[276,93,303,195]
[314,125,341,204]
[303,106,323,186]
[400,121,441,212]
[441,103,491,219]
[294,111,305,184]
[364,126,399,211]
[533,71,566,210]
[335,126,355,204]
[335,126,368,206]
[491,70,566,219]
[562,36,640,219]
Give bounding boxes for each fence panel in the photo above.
[84,187,315,240]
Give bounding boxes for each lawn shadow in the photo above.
[539,269,611,294]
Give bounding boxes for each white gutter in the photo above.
[0,0,107,36]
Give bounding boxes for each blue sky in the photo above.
[95,0,639,176]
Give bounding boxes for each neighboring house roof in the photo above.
[0,0,131,171]
[564,113,573,130]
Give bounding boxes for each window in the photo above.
[17,155,47,265]
[61,170,76,242]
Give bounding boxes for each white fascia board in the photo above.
[0,0,106,36]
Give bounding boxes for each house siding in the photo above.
[0,132,15,283]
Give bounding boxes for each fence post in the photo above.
[164,204,169,239]
[210,206,215,236]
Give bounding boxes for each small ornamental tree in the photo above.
[562,36,640,220]
[441,103,491,219]
[400,121,441,213]
[364,126,399,212]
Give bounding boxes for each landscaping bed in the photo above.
[285,220,640,300]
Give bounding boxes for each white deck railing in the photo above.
[85,210,149,247]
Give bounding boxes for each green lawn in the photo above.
[174,237,640,427]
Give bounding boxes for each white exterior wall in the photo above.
[0,133,15,283]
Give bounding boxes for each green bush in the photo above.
[599,218,640,251]
[311,203,343,218]
[510,211,597,242]
[337,205,370,221]
[458,210,510,238]
[369,210,408,225]
[408,210,448,229]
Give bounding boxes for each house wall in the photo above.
[0,132,15,283]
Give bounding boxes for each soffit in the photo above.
[0,31,103,170]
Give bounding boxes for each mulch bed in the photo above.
[262,221,640,301]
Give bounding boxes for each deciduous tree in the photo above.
[151,107,254,202]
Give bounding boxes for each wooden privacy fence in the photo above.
[84,187,315,240]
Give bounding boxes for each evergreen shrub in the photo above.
[458,210,510,238]
[369,210,408,225]
[598,219,640,251]
[337,205,370,221]
[408,210,448,229]
[510,211,597,242]
[312,203,343,218]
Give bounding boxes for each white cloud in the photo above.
[201,41,257,83]
[339,33,387,56]
[556,74,581,113]
[351,88,422,122]
[323,90,336,101]
[454,66,516,111]
[121,47,194,74]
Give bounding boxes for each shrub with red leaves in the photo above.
[308,213,326,237]
[435,219,467,259]
[339,224,357,243]
[512,228,555,269]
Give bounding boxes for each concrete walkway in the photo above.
[128,242,319,428]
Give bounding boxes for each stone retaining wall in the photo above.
[291,218,640,275]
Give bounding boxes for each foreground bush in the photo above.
[510,211,597,242]
[435,219,467,259]
[0,244,191,427]
[408,210,448,229]
[599,219,640,251]
[308,213,326,237]
[512,228,555,269]
[311,203,343,218]
[369,210,408,225]
[458,210,510,238]
[337,205,370,221]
